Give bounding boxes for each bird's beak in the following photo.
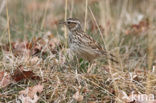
[59,21,66,25]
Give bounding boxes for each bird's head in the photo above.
[60,18,82,31]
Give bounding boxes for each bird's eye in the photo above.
[67,22,71,24]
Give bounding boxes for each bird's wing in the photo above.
[81,32,106,54]
[76,31,118,63]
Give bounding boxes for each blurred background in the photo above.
[0,0,155,39]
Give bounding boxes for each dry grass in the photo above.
[0,0,156,103]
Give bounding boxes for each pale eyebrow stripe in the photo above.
[68,20,80,24]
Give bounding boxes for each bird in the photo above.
[60,18,118,63]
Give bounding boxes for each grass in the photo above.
[0,0,156,102]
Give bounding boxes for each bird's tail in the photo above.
[101,50,119,63]
[106,53,119,64]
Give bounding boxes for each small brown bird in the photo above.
[61,18,118,63]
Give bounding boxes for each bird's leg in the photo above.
[87,61,96,73]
